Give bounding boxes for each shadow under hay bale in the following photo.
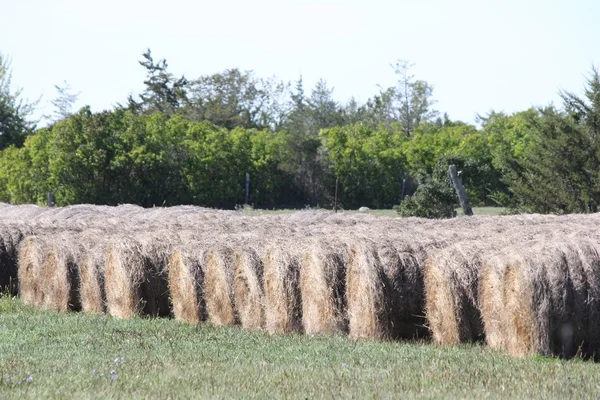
[263,241,302,334]
[204,246,237,327]
[233,246,264,330]
[346,239,388,340]
[105,233,174,319]
[299,238,348,335]
[168,246,206,324]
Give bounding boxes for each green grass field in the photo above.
[1,296,599,399]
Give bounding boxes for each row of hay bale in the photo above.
[3,204,600,359]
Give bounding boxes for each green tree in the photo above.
[0,53,37,149]
[392,60,438,136]
[397,170,456,218]
[127,49,189,116]
[321,123,407,208]
[47,81,80,122]
[186,68,287,130]
[500,68,600,213]
[307,79,344,130]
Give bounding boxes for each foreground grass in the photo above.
[1,297,598,399]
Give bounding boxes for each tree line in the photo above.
[1,50,599,216]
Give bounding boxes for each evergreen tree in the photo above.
[127,49,189,115]
[48,80,80,122]
[504,68,600,213]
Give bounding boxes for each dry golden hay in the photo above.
[346,238,388,340]
[299,237,349,335]
[79,240,109,314]
[105,232,177,319]
[424,241,493,345]
[377,238,429,340]
[168,244,207,324]
[573,240,600,356]
[233,245,265,330]
[424,223,583,347]
[500,244,556,357]
[0,225,24,295]
[17,235,52,307]
[204,244,237,327]
[263,239,303,334]
[493,238,600,358]
[479,252,508,350]
[478,227,569,351]
[41,233,87,312]
[479,230,600,357]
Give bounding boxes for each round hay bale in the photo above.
[479,252,509,350]
[346,239,388,340]
[17,235,50,307]
[204,245,237,326]
[42,233,84,312]
[233,246,264,330]
[80,241,108,314]
[574,240,600,356]
[424,241,490,345]
[263,240,302,334]
[500,242,577,358]
[299,237,348,335]
[105,236,144,319]
[105,232,176,319]
[168,245,206,324]
[377,240,428,339]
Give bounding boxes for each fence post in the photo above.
[334,178,339,212]
[448,165,473,216]
[400,172,408,204]
[47,192,56,208]
[245,173,250,205]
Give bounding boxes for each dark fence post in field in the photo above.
[47,192,56,208]
[448,165,473,216]
[400,172,408,204]
[245,173,250,205]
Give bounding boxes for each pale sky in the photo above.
[2,0,599,125]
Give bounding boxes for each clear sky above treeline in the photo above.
[2,0,599,124]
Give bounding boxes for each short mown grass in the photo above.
[1,296,598,399]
